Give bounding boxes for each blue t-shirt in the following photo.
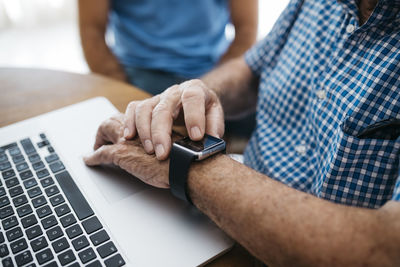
[108,0,230,78]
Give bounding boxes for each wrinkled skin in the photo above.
[83,113,170,188]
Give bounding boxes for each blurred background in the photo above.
[0,0,289,74]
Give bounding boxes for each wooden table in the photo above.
[0,68,258,267]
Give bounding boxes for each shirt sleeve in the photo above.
[245,0,305,76]
[391,170,400,201]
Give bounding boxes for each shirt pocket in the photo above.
[319,116,400,208]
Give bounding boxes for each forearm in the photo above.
[219,0,258,64]
[79,27,127,81]
[78,0,127,81]
[219,29,257,64]
[201,57,259,119]
[187,154,399,266]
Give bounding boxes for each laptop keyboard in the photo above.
[0,134,126,267]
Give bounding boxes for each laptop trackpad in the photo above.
[88,165,151,204]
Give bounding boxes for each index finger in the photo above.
[150,85,181,160]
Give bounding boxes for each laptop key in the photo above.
[16,162,29,172]
[0,205,14,219]
[10,237,28,254]
[90,230,110,246]
[55,203,70,217]
[13,195,28,207]
[46,226,63,241]
[0,195,10,208]
[0,161,11,171]
[2,169,15,179]
[72,235,89,251]
[48,146,55,153]
[12,154,25,164]
[0,243,9,257]
[41,215,58,229]
[0,186,5,196]
[31,236,48,252]
[2,257,13,267]
[36,248,54,264]
[36,169,50,179]
[23,178,37,189]
[32,196,47,208]
[82,216,102,234]
[28,187,42,198]
[55,171,94,220]
[45,185,59,197]
[37,205,52,218]
[66,224,83,239]
[78,247,96,264]
[58,249,76,266]
[0,232,3,243]
[17,204,33,218]
[44,261,58,267]
[0,153,6,163]
[40,133,46,139]
[49,161,65,174]
[52,237,70,253]
[21,138,36,155]
[28,153,41,163]
[40,177,54,188]
[60,213,76,228]
[6,226,23,241]
[37,140,49,148]
[15,250,34,266]
[20,170,33,180]
[3,216,19,230]
[45,154,59,163]
[21,214,38,229]
[9,147,21,156]
[5,177,19,188]
[32,161,45,171]
[87,260,102,267]
[10,186,24,197]
[105,254,126,267]
[97,241,117,258]
[26,225,43,240]
[50,194,65,207]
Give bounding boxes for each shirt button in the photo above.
[316,90,326,100]
[346,24,355,34]
[295,145,307,155]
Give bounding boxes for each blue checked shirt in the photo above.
[243,0,400,208]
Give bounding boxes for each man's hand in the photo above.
[123,79,225,160]
[83,113,169,188]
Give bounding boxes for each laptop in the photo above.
[0,97,233,267]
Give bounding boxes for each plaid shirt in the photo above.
[243,0,400,208]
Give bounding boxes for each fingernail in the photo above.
[191,126,201,139]
[155,144,165,158]
[123,128,129,138]
[144,139,153,152]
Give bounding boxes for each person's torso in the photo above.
[244,0,400,208]
[108,0,230,77]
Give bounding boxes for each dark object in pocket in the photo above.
[357,118,400,140]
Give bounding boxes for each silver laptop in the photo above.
[0,97,233,267]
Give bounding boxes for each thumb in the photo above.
[83,145,116,166]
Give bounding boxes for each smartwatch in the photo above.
[169,134,226,204]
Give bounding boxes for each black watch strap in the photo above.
[169,144,196,204]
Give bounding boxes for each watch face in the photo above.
[175,134,224,152]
